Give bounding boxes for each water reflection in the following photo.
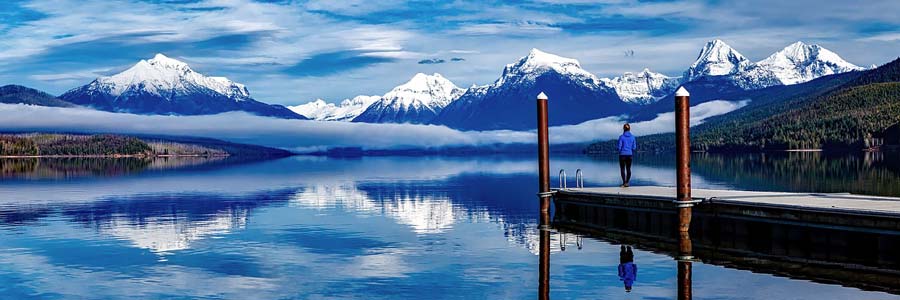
[692,152,900,196]
[617,245,636,292]
[291,184,460,234]
[538,209,550,300]
[1,157,152,179]
[60,190,293,254]
[0,156,235,180]
[0,154,898,299]
[554,195,900,295]
[677,231,693,300]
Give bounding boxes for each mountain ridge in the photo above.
[0,85,76,107]
[430,49,626,130]
[295,41,863,129]
[353,73,464,124]
[59,54,304,119]
[587,58,899,153]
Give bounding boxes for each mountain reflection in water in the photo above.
[0,154,897,299]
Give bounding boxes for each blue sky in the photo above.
[1,0,898,105]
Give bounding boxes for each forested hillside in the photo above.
[0,134,290,157]
[587,58,900,153]
[0,134,151,156]
[0,85,75,107]
[694,82,900,150]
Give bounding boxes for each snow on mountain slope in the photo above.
[353,73,464,124]
[60,54,303,119]
[600,69,681,104]
[431,48,626,130]
[742,41,863,87]
[683,39,752,82]
[289,95,380,121]
[94,53,251,100]
[495,48,602,89]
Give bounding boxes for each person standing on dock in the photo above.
[617,123,636,187]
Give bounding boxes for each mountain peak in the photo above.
[497,48,598,87]
[59,54,303,119]
[777,41,819,61]
[392,73,457,95]
[146,53,190,70]
[786,40,808,48]
[406,72,446,84]
[290,96,380,121]
[707,39,729,47]
[353,73,464,124]
[520,48,582,69]
[751,41,863,85]
[684,39,751,81]
[84,53,250,100]
[601,68,680,105]
[384,72,462,108]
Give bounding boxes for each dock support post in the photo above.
[675,87,692,233]
[536,91,551,300]
[537,91,551,212]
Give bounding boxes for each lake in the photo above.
[0,153,898,299]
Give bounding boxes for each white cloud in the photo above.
[3,0,897,106]
[860,32,900,42]
[549,100,749,144]
[29,67,116,82]
[0,100,745,151]
[451,22,563,36]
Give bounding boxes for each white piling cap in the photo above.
[675,86,690,97]
[537,92,548,100]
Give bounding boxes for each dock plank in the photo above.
[557,186,900,217]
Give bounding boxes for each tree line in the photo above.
[0,134,228,157]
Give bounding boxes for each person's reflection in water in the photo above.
[618,245,638,292]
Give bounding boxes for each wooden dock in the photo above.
[551,186,900,293]
[554,186,900,231]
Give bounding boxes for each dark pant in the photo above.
[619,155,633,184]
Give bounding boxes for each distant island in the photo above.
[0,133,293,158]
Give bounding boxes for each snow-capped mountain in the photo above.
[495,48,603,89]
[740,41,863,87]
[289,95,380,121]
[432,48,625,130]
[600,69,681,105]
[60,53,304,119]
[353,73,464,124]
[683,39,752,82]
[628,40,866,121]
[680,39,864,91]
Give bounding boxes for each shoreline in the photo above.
[0,154,231,158]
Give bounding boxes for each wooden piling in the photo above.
[537,91,551,300]
[675,87,692,233]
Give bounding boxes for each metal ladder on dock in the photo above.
[558,169,584,189]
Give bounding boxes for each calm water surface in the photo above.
[0,153,898,299]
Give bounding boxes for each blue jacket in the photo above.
[617,132,636,155]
